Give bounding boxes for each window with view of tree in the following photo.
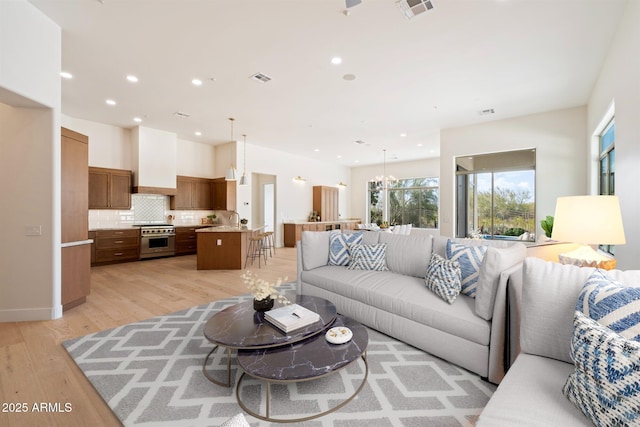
[456,149,536,242]
[368,178,439,228]
[599,117,615,254]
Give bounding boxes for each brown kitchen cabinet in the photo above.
[89,167,132,209]
[92,229,140,265]
[171,176,214,210]
[313,186,339,221]
[212,178,237,210]
[175,226,206,255]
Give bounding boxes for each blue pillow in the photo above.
[329,231,363,266]
[347,243,388,271]
[425,253,461,304]
[446,240,487,298]
[563,311,640,426]
[576,270,640,342]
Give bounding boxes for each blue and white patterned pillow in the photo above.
[347,243,388,271]
[329,231,363,266]
[446,240,487,298]
[576,270,640,342]
[563,311,640,426]
[425,253,462,304]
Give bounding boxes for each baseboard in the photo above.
[0,305,63,322]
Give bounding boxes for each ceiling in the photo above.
[28,0,626,166]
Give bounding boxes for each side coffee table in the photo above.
[202,295,337,387]
[235,315,368,423]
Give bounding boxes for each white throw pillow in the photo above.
[301,231,330,270]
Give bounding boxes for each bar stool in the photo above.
[262,231,275,258]
[245,236,268,268]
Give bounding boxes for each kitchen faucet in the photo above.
[228,211,240,228]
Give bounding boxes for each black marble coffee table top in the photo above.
[203,295,337,349]
[236,315,368,381]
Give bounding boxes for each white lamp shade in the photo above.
[551,195,625,245]
[225,167,237,181]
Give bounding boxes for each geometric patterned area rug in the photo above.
[63,287,495,427]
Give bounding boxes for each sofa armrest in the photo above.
[506,262,524,368]
[296,244,304,294]
[487,262,523,384]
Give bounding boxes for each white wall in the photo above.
[0,0,61,321]
[587,0,640,270]
[350,157,441,229]
[439,106,588,239]
[177,138,216,178]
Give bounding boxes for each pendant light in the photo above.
[239,134,248,186]
[225,117,237,181]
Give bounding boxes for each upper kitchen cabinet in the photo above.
[171,176,213,210]
[213,178,236,211]
[313,186,339,221]
[89,167,132,209]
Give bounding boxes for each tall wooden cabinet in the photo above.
[89,167,131,209]
[213,178,236,210]
[313,186,339,221]
[61,128,91,310]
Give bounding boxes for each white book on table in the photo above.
[265,304,320,333]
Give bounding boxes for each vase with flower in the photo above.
[241,271,289,312]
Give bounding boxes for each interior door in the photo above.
[263,183,274,233]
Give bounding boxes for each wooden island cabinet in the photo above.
[283,220,361,247]
[196,226,262,270]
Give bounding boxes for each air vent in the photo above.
[249,72,272,83]
[478,108,495,116]
[354,140,366,145]
[173,111,190,118]
[398,0,434,19]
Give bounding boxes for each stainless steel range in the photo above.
[138,224,176,259]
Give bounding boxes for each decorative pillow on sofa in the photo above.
[424,253,462,304]
[347,243,388,271]
[576,269,640,342]
[563,311,640,426]
[329,230,363,266]
[446,240,487,298]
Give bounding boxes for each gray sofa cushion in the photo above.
[301,231,330,270]
[301,266,490,346]
[521,258,640,363]
[378,233,433,278]
[475,244,527,321]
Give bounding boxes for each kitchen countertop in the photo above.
[282,219,361,224]
[196,225,265,233]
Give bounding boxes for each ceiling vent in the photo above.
[249,72,272,83]
[173,111,190,118]
[478,108,496,116]
[354,140,366,145]
[398,0,434,19]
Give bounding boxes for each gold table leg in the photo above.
[202,345,233,387]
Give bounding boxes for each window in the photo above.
[455,149,536,242]
[599,117,615,254]
[368,178,439,228]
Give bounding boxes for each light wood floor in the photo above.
[0,248,298,427]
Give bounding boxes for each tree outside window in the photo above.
[368,178,439,228]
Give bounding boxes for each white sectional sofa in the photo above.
[296,230,526,384]
[477,257,640,426]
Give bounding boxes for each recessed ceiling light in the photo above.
[195,131,202,136]
[126,75,138,83]
[354,160,360,163]
[192,78,203,86]
[105,99,116,106]
[314,148,320,152]
[337,155,343,159]
[417,143,423,147]
[331,57,342,65]
[343,74,356,81]
[133,117,142,123]
[60,71,73,79]
[400,133,407,137]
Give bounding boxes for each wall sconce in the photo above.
[293,176,306,183]
[337,182,347,188]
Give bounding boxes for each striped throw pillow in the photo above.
[563,311,640,425]
[446,240,487,298]
[425,253,462,304]
[347,243,388,271]
[576,270,640,342]
[329,231,363,266]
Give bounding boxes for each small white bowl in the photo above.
[325,326,353,344]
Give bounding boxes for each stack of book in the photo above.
[264,304,320,333]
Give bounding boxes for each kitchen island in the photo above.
[196,225,264,270]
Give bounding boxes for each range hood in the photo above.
[131,126,177,195]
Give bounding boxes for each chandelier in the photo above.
[370,149,397,190]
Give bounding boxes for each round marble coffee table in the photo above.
[235,315,369,423]
[202,295,337,387]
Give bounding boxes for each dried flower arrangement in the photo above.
[241,270,290,304]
